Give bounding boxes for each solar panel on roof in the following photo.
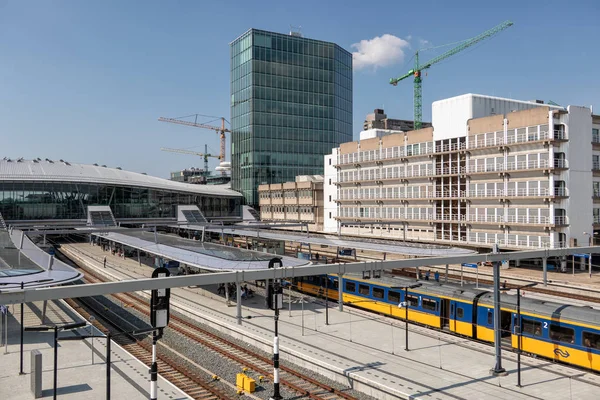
[182,209,207,224]
[89,211,116,227]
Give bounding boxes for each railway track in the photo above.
[75,262,360,400]
[65,295,231,400]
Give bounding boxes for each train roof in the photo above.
[341,273,488,301]
[340,273,600,327]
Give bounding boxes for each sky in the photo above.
[1,0,598,179]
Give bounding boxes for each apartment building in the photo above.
[258,175,324,231]
[326,94,597,249]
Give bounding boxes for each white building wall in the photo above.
[323,149,338,233]
[563,105,594,246]
[432,94,558,141]
[359,128,403,141]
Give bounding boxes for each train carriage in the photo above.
[294,273,600,372]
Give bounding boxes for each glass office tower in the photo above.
[230,29,352,206]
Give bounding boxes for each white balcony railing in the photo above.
[554,159,568,169]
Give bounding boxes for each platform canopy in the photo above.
[93,231,311,271]
[0,230,82,289]
[187,225,475,256]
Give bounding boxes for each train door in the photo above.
[441,299,450,329]
[449,301,456,331]
[501,309,512,339]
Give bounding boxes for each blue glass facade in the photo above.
[230,29,352,206]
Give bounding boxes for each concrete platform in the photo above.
[0,299,189,399]
[64,242,600,400]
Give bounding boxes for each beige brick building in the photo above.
[325,94,598,250]
[258,175,324,231]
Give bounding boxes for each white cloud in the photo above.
[351,34,410,70]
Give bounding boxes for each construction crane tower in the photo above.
[161,145,219,173]
[158,115,230,163]
[390,20,513,130]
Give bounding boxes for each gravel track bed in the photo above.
[89,291,376,400]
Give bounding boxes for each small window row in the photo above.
[344,281,437,311]
[521,317,600,349]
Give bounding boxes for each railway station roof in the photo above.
[93,231,310,271]
[184,225,475,256]
[0,158,241,197]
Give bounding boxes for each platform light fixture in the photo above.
[391,283,422,351]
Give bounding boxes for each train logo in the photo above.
[553,348,570,358]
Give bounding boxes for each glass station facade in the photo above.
[230,29,353,207]
[0,182,242,221]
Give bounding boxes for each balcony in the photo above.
[467,137,504,150]
[435,142,466,153]
[468,215,503,223]
[504,159,550,172]
[433,166,464,176]
[553,159,568,169]
[505,215,551,225]
[554,187,568,197]
[428,190,462,199]
[466,164,502,174]
[554,216,568,226]
[506,130,550,145]
[432,214,466,222]
[553,129,566,140]
[504,188,551,197]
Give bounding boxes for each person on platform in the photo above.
[434,271,440,282]
[425,270,431,281]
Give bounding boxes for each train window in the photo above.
[388,291,400,303]
[373,287,384,299]
[333,279,339,290]
[522,318,542,336]
[359,284,370,296]
[457,307,464,318]
[345,281,356,292]
[487,310,493,325]
[406,294,418,307]
[422,298,437,311]
[550,324,574,344]
[583,331,600,349]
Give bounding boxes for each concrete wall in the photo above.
[563,106,593,246]
[433,93,558,141]
[323,150,338,233]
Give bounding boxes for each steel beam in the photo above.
[2,246,600,304]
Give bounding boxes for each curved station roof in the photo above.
[0,158,241,197]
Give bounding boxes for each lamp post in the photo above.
[391,283,422,351]
[0,278,53,375]
[25,321,87,400]
[500,282,537,387]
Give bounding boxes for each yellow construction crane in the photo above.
[160,146,219,173]
[158,115,230,163]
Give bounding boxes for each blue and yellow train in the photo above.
[296,273,600,372]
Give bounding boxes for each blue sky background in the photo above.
[1,0,598,178]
